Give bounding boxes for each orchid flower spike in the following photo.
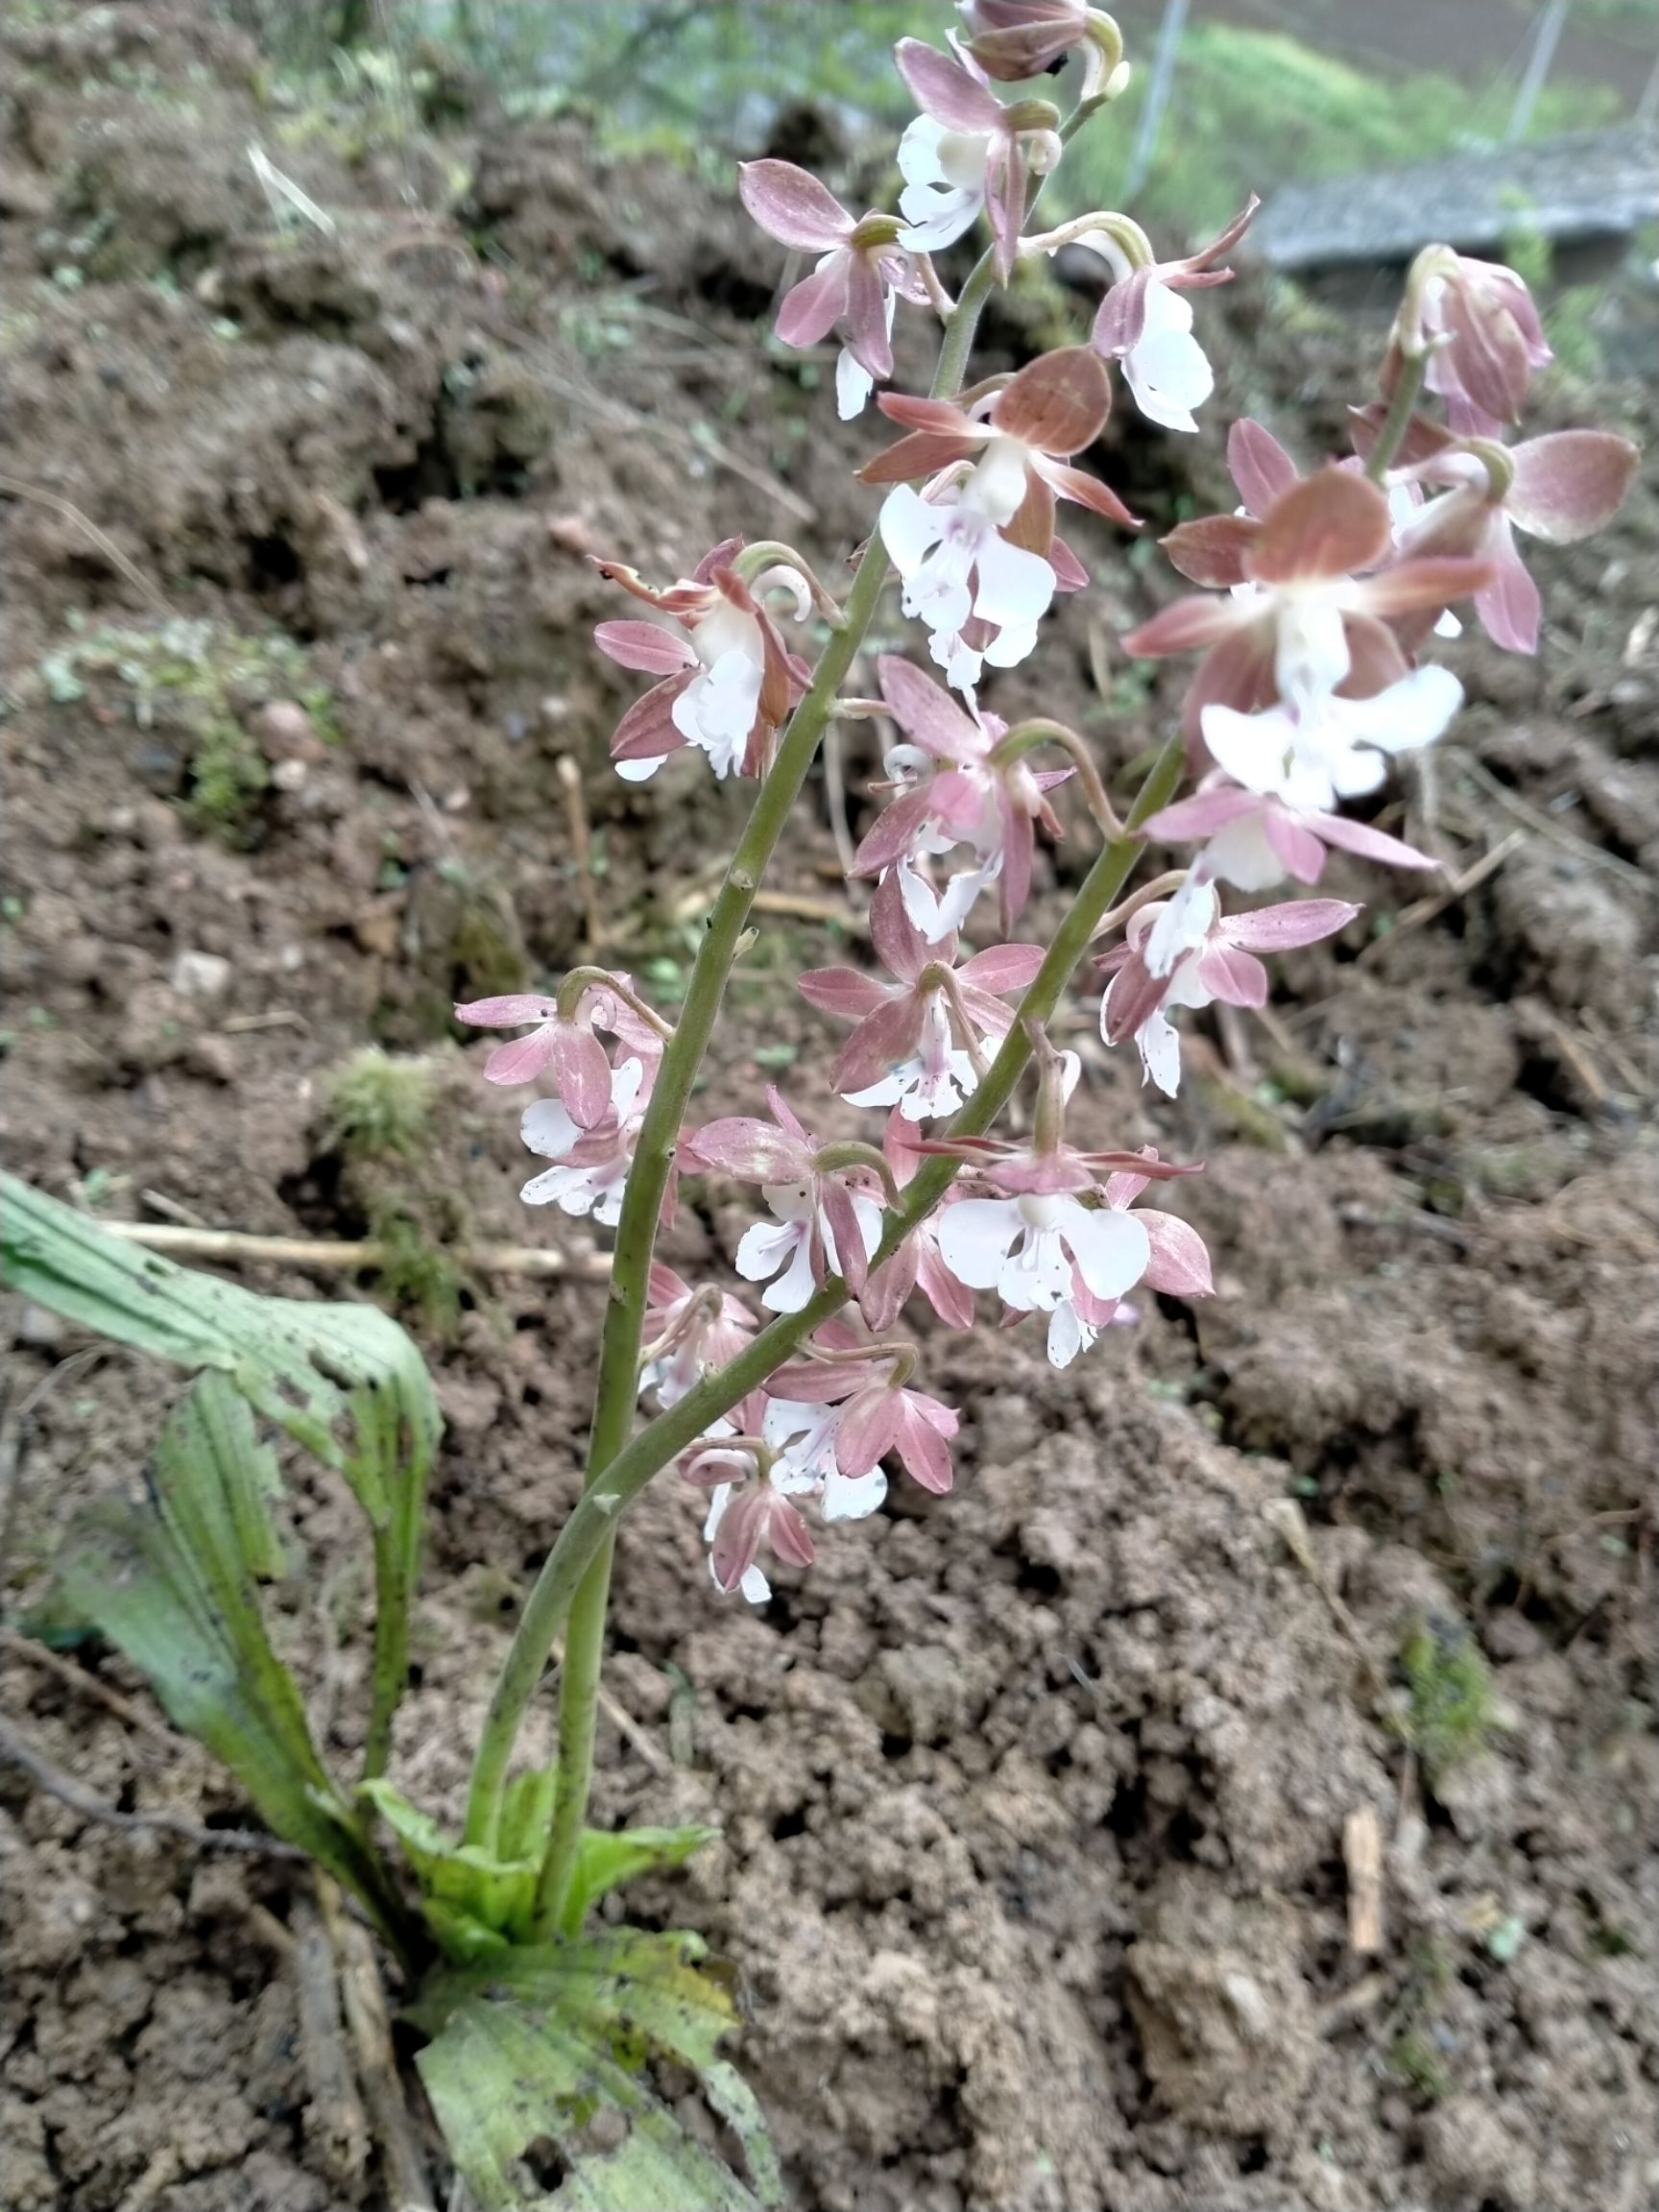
[592,538,810,782]
[737,161,933,419]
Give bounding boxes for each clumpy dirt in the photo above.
[2,6,1656,2209]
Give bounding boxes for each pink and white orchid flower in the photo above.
[893,36,1061,282]
[864,347,1134,688]
[1043,1150,1214,1367]
[1356,409,1641,657]
[862,1111,978,1334]
[752,1397,886,1525]
[799,870,1043,1119]
[682,1088,886,1313]
[1126,466,1495,743]
[852,656,1071,940]
[1140,661,1462,893]
[1099,885,1358,1094]
[934,1045,1201,1335]
[682,1396,816,1603]
[737,160,932,419]
[520,1051,661,1226]
[1384,247,1552,440]
[1059,200,1257,433]
[454,974,661,1125]
[593,538,810,782]
[640,1262,757,1408]
[958,0,1093,81]
[767,1321,959,1497]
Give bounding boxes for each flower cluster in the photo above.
[458,14,1637,1614]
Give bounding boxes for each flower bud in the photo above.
[1384,246,1551,438]
[959,0,1091,82]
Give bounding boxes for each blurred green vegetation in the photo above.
[262,1,1626,241]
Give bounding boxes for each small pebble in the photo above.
[169,950,233,1003]
[14,1303,67,1352]
[250,700,323,765]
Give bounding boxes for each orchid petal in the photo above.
[1056,1197,1150,1301]
[775,252,852,349]
[1227,418,1300,517]
[738,158,854,250]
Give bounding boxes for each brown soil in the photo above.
[2,8,1656,2210]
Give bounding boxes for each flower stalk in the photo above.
[493,238,1016,1909]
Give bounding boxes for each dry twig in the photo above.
[293,1893,373,2188]
[1343,1804,1385,1955]
[558,754,601,950]
[0,1626,182,1751]
[317,1876,439,2212]
[1448,748,1647,886]
[1356,830,1527,961]
[113,2149,181,2212]
[0,1711,306,1859]
[102,1220,610,1281]
[1262,1498,1387,1700]
[222,1009,311,1035]
[667,880,868,936]
[0,472,173,615]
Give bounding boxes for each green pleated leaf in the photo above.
[411,1929,783,2212]
[52,1375,402,1940]
[0,1172,441,1776]
[365,1777,719,1962]
[565,1823,720,1932]
[362,1777,539,1958]
[498,1766,561,1867]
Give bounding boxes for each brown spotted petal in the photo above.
[1504,430,1639,544]
[1244,469,1393,586]
[992,346,1112,457]
[1162,513,1261,587]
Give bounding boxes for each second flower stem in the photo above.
[468,730,1184,1885]
[518,247,1014,1929]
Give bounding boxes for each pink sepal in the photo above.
[737,158,853,251]
[1141,1212,1214,1296]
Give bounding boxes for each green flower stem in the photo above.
[932,251,997,400]
[1364,349,1429,485]
[465,730,1183,1879]
[520,238,1019,1934]
[465,525,887,1867]
[520,556,889,1929]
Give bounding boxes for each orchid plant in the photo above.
[458,5,1636,1917]
[4,8,1638,2207]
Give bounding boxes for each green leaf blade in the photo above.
[1,1173,441,1776]
[413,1930,782,2212]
